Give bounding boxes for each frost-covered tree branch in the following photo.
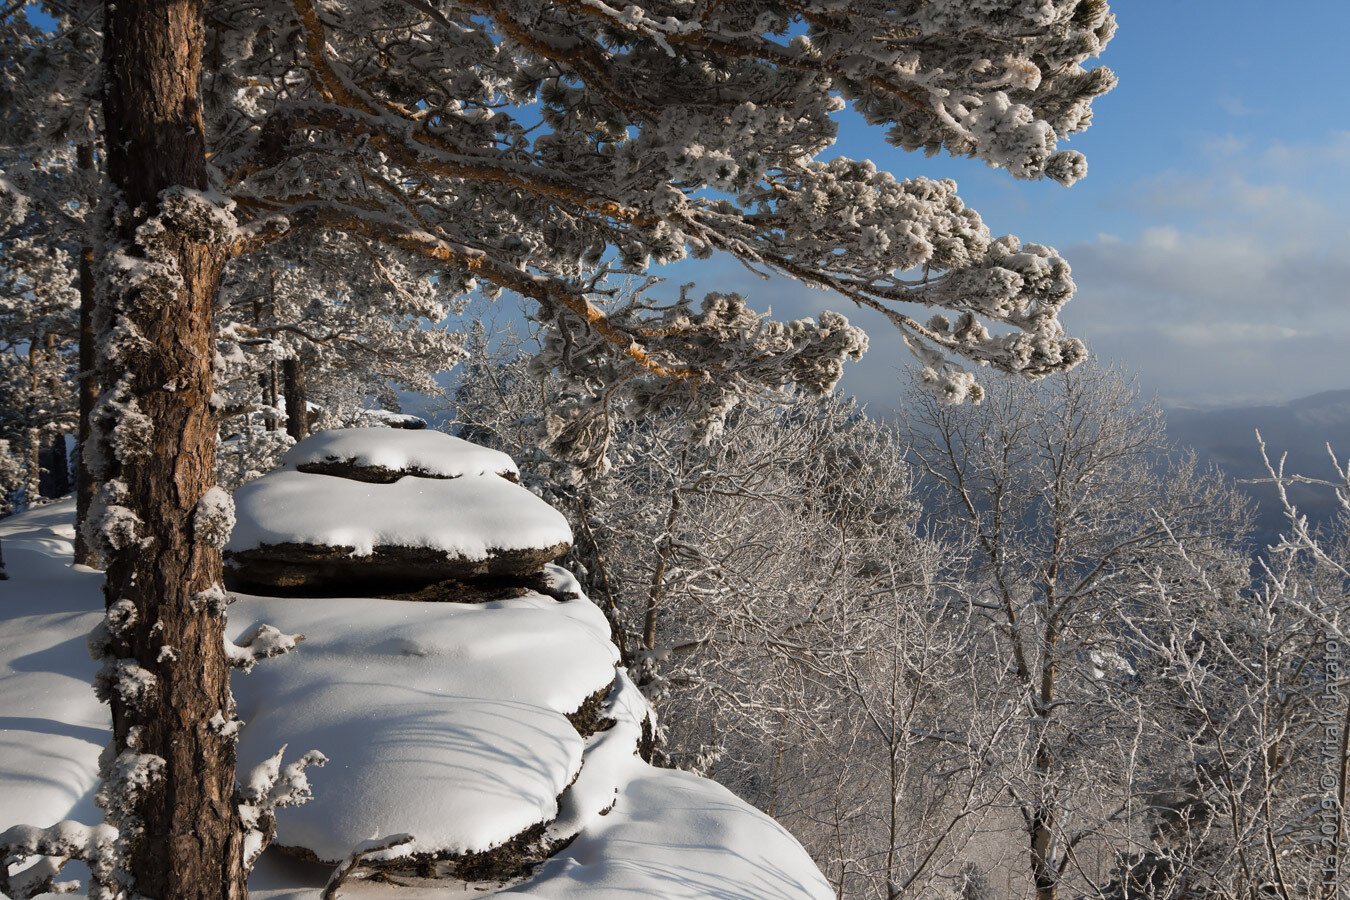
[201,0,1117,467]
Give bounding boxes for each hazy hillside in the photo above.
[1165,389,1350,548]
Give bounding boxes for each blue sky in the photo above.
[655,2,1350,412]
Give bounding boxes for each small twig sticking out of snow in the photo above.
[226,624,305,672]
[238,745,328,871]
[0,821,121,900]
[322,834,416,900]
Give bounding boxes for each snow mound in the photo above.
[229,584,619,862]
[501,763,834,899]
[0,501,108,834]
[226,470,569,559]
[281,429,515,480]
[545,669,649,845]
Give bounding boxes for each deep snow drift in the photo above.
[0,431,832,899]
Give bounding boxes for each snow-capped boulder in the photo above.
[500,763,835,898]
[225,432,570,589]
[229,577,622,869]
[282,428,516,483]
[353,409,428,430]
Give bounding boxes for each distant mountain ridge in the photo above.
[1165,389,1350,548]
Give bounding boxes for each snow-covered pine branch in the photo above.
[200,0,1117,468]
[0,821,121,900]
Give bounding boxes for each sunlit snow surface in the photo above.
[226,470,572,558]
[0,501,831,899]
[0,500,105,831]
[228,585,619,860]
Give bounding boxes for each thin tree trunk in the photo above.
[38,332,71,499]
[253,289,280,431]
[282,356,308,440]
[26,340,41,504]
[1030,803,1057,900]
[97,0,245,893]
[74,144,100,565]
[639,451,686,684]
[41,431,71,498]
[265,362,280,430]
[25,425,41,505]
[1029,692,1058,900]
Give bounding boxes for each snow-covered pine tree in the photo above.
[0,238,80,508]
[215,232,466,453]
[1,0,104,559]
[25,0,1118,895]
[211,0,1116,469]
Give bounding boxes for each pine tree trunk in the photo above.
[73,141,100,565]
[265,363,280,431]
[40,431,71,498]
[98,0,245,894]
[282,356,308,440]
[26,340,42,504]
[25,424,41,505]
[38,333,71,499]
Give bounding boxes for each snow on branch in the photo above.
[0,822,121,900]
[193,487,236,549]
[238,745,328,870]
[227,623,305,672]
[321,834,415,900]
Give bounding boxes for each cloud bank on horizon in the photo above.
[1062,131,1350,409]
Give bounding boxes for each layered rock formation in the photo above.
[227,428,649,880]
[225,429,570,591]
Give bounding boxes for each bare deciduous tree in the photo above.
[901,363,1250,900]
[1109,439,1350,900]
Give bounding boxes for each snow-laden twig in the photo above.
[227,623,305,672]
[322,834,415,900]
[238,745,328,870]
[0,821,121,900]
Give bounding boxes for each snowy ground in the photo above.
[0,500,832,898]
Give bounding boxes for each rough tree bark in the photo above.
[97,0,246,894]
[282,356,308,440]
[73,144,100,566]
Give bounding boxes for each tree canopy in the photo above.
[208,0,1115,461]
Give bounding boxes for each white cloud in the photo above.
[1061,134,1350,404]
[1165,323,1300,346]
